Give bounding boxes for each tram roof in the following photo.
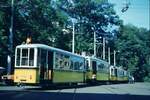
[85,56,109,65]
[16,44,84,58]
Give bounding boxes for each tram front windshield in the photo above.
[16,48,35,67]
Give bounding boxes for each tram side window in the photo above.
[16,48,20,66]
[79,62,84,70]
[29,48,34,66]
[55,53,70,70]
[101,63,108,73]
[74,62,79,70]
[124,71,127,76]
[70,61,74,70]
[85,60,89,70]
[111,68,114,75]
[21,49,28,66]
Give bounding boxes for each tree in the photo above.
[0,0,10,67]
[0,0,68,68]
[58,0,121,56]
[116,24,150,81]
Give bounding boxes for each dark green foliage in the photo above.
[116,24,150,82]
[58,0,120,54]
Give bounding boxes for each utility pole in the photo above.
[113,50,116,66]
[103,37,105,60]
[94,31,96,57]
[7,0,14,74]
[72,19,75,54]
[114,50,120,66]
[108,47,110,64]
[114,50,116,66]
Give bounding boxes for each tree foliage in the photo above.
[116,24,150,81]
[58,0,121,54]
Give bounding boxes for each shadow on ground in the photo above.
[0,90,150,100]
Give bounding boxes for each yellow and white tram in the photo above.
[85,56,110,83]
[109,66,128,83]
[14,43,129,86]
[14,44,86,85]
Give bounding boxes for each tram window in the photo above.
[48,51,53,69]
[63,56,70,70]
[16,48,20,66]
[22,49,28,57]
[79,62,84,70]
[98,63,103,71]
[21,49,28,66]
[111,69,113,75]
[85,60,89,70]
[29,48,34,66]
[55,53,61,69]
[74,62,79,70]
[59,60,63,69]
[70,61,74,70]
[55,53,71,70]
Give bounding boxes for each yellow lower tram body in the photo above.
[14,69,39,84]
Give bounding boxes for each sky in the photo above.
[109,0,150,30]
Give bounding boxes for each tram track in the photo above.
[72,87,77,100]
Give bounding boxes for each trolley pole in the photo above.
[7,0,14,74]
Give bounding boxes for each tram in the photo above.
[109,66,128,83]
[14,44,86,86]
[14,43,130,86]
[85,56,110,83]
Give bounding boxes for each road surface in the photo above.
[0,82,150,100]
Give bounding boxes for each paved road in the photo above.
[0,82,150,100]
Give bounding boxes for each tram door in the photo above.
[47,51,53,81]
[39,50,47,83]
[115,68,117,78]
[92,61,97,79]
[39,49,53,83]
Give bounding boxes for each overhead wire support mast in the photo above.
[94,31,96,57]
[7,0,14,74]
[72,19,75,54]
[103,37,105,60]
